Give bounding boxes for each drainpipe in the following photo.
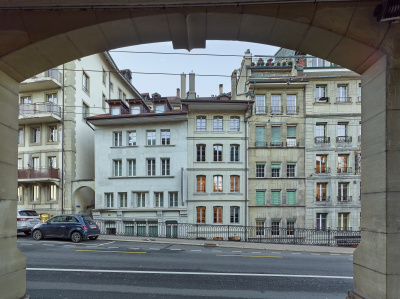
[61,64,65,214]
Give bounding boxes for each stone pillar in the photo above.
[351,53,400,298]
[0,71,26,298]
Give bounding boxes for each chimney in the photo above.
[231,70,237,101]
[219,84,223,95]
[181,73,186,99]
[188,72,196,99]
[177,88,180,99]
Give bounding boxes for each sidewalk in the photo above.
[98,234,356,254]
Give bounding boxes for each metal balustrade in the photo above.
[336,97,352,103]
[286,106,299,114]
[18,167,59,179]
[19,102,61,117]
[315,137,330,144]
[336,136,353,143]
[337,196,353,202]
[314,167,331,174]
[337,167,353,174]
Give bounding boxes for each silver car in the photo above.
[17,209,41,235]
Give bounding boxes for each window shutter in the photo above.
[271,164,280,169]
[271,191,281,205]
[256,191,265,205]
[271,126,281,143]
[286,191,296,205]
[287,126,296,138]
[256,126,265,144]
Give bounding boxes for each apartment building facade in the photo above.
[17,52,140,216]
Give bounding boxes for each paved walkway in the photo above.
[98,234,356,254]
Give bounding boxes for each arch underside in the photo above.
[0,1,395,82]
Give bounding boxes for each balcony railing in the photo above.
[315,137,330,144]
[315,196,331,202]
[314,167,331,174]
[336,97,352,103]
[336,136,352,143]
[286,140,299,147]
[337,196,352,202]
[270,142,284,147]
[286,106,299,114]
[19,102,61,117]
[270,106,283,114]
[18,167,59,180]
[255,105,267,114]
[315,97,329,103]
[337,167,353,174]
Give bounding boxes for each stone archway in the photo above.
[0,1,399,298]
[71,180,95,216]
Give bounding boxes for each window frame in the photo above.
[230,175,240,193]
[196,175,206,193]
[161,158,170,176]
[230,144,239,162]
[113,131,122,147]
[82,72,90,93]
[128,131,136,146]
[127,159,136,177]
[113,160,122,177]
[147,130,156,146]
[213,175,223,193]
[213,144,223,162]
[196,116,207,131]
[256,163,265,178]
[197,206,206,223]
[230,116,240,132]
[213,116,223,132]
[196,144,206,162]
[161,129,171,145]
[105,193,114,208]
[119,192,128,208]
[147,159,156,176]
[230,206,239,224]
[213,206,223,223]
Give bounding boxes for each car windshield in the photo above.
[19,210,38,216]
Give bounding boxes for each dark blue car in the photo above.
[32,214,100,243]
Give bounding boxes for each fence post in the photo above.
[196,223,198,239]
[328,228,331,246]
[227,225,230,240]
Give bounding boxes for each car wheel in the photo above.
[24,231,31,235]
[32,230,43,241]
[89,236,98,240]
[71,231,82,243]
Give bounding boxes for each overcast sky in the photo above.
[109,41,279,98]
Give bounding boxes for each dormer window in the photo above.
[131,105,140,115]
[111,106,121,115]
[155,104,165,113]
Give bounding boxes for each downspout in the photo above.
[244,102,253,242]
[61,64,65,214]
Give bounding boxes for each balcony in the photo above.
[286,106,299,114]
[336,97,352,103]
[337,167,353,174]
[255,105,267,114]
[314,167,331,174]
[18,167,59,182]
[336,136,352,145]
[19,102,62,124]
[20,69,62,93]
[337,196,353,202]
[315,196,331,203]
[270,106,283,114]
[286,140,299,147]
[314,137,330,144]
[315,97,329,103]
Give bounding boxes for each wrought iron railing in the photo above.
[95,220,361,247]
[19,102,61,117]
[18,167,59,179]
[286,106,299,114]
[336,136,352,143]
[337,196,353,202]
[337,167,353,174]
[314,167,331,174]
[315,137,330,144]
[255,105,267,114]
[270,106,283,114]
[315,196,331,202]
[336,97,352,103]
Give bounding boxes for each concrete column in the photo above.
[0,70,26,299]
[350,53,400,298]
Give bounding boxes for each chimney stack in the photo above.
[188,72,196,99]
[181,73,186,99]
[177,88,180,99]
[231,70,237,101]
[219,84,223,95]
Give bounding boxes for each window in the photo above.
[337,123,349,142]
[18,158,22,169]
[119,192,127,208]
[196,116,206,131]
[82,102,89,119]
[230,206,239,223]
[271,126,281,146]
[255,126,266,147]
[113,160,122,177]
[155,192,164,207]
[316,85,327,101]
[128,131,136,146]
[338,213,349,230]
[337,85,348,102]
[272,220,280,235]
[161,130,170,145]
[111,106,120,115]
[102,68,107,85]
[287,95,297,113]
[316,183,327,201]
[21,96,31,104]
[18,186,23,202]
[338,183,349,201]
[230,116,240,131]
[256,191,265,205]
[287,126,296,146]
[287,163,296,178]
[316,213,327,230]
[110,81,114,91]
[213,144,223,162]
[48,156,56,169]
[287,220,295,236]
[315,123,326,140]
[230,145,239,162]
[358,83,362,102]
[118,88,122,100]
[161,158,170,176]
[271,95,281,114]
[197,206,206,223]
[213,175,223,192]
[31,127,40,143]
[271,190,281,205]
[137,193,146,207]
[316,155,327,173]
[213,116,223,131]
[338,155,349,173]
[230,175,239,193]
[18,129,23,145]
[105,193,114,208]
[47,93,57,105]
[312,57,324,67]
[82,72,89,92]
[256,220,265,236]
[113,132,122,146]
[196,144,206,162]
[32,157,39,170]
[255,95,265,113]
[147,131,156,145]
[196,176,206,193]
[155,104,165,113]
[147,159,155,176]
[32,185,40,202]
[49,185,57,201]
[213,206,223,223]
[131,105,140,114]
[271,163,280,177]
[169,192,178,207]
[127,159,136,176]
[48,126,57,142]
[286,190,296,205]
[256,163,265,178]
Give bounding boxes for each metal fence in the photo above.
[95,220,361,247]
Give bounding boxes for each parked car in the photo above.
[31,214,100,243]
[17,209,41,235]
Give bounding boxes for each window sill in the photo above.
[144,145,175,147]
[109,175,175,179]
[111,145,138,149]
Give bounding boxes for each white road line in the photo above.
[149,248,160,250]
[42,244,55,246]
[27,268,353,280]
[191,250,201,252]
[107,247,119,249]
[330,254,340,256]
[232,251,242,253]
[98,241,115,246]
[291,253,301,255]
[20,243,33,246]
[129,248,140,250]
[252,252,261,254]
[64,245,76,247]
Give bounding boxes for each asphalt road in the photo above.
[17,234,354,299]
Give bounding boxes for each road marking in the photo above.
[98,241,115,246]
[330,254,340,256]
[252,252,261,254]
[76,250,146,254]
[129,248,140,250]
[20,243,32,246]
[27,268,353,279]
[291,253,301,255]
[107,247,119,249]
[271,252,281,254]
[149,248,160,250]
[232,251,242,253]
[216,254,282,258]
[42,244,55,246]
[191,250,201,252]
[64,245,76,247]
